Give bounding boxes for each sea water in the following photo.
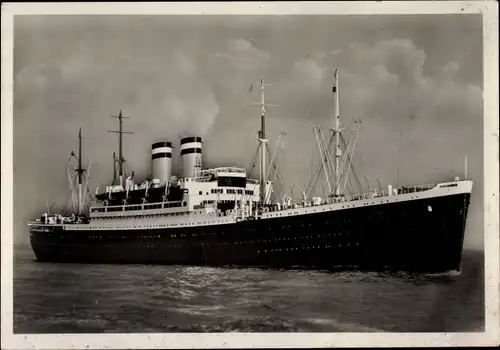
[13,244,484,333]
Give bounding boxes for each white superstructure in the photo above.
[89,165,272,219]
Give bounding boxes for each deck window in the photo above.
[217,176,246,188]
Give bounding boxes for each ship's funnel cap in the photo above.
[180,136,202,145]
[152,141,172,148]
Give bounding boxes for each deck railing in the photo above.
[90,200,186,213]
[263,182,438,213]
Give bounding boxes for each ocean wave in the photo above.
[298,317,386,332]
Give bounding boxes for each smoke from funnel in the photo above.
[109,51,221,180]
[159,51,220,138]
[128,51,220,143]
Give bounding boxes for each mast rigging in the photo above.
[74,128,86,215]
[333,69,342,197]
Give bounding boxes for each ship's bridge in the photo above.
[180,166,248,187]
[191,167,246,179]
[178,166,272,211]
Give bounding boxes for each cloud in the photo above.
[17,49,220,137]
[210,52,234,60]
[227,38,272,61]
[296,39,483,130]
[228,38,252,51]
[361,39,426,86]
[330,48,343,56]
[137,51,220,138]
[441,61,460,78]
[14,45,221,191]
[208,38,272,77]
[264,57,327,120]
[293,58,323,88]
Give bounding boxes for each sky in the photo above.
[13,14,483,250]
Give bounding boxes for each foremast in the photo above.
[69,128,92,216]
[76,128,85,215]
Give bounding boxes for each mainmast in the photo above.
[74,128,86,215]
[108,110,133,188]
[333,69,342,197]
[253,77,279,205]
[259,77,268,205]
[307,68,363,199]
[250,77,278,207]
[112,151,117,185]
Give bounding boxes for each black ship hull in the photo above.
[29,192,471,273]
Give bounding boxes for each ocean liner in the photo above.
[28,70,473,273]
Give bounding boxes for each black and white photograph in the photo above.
[1,1,499,349]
